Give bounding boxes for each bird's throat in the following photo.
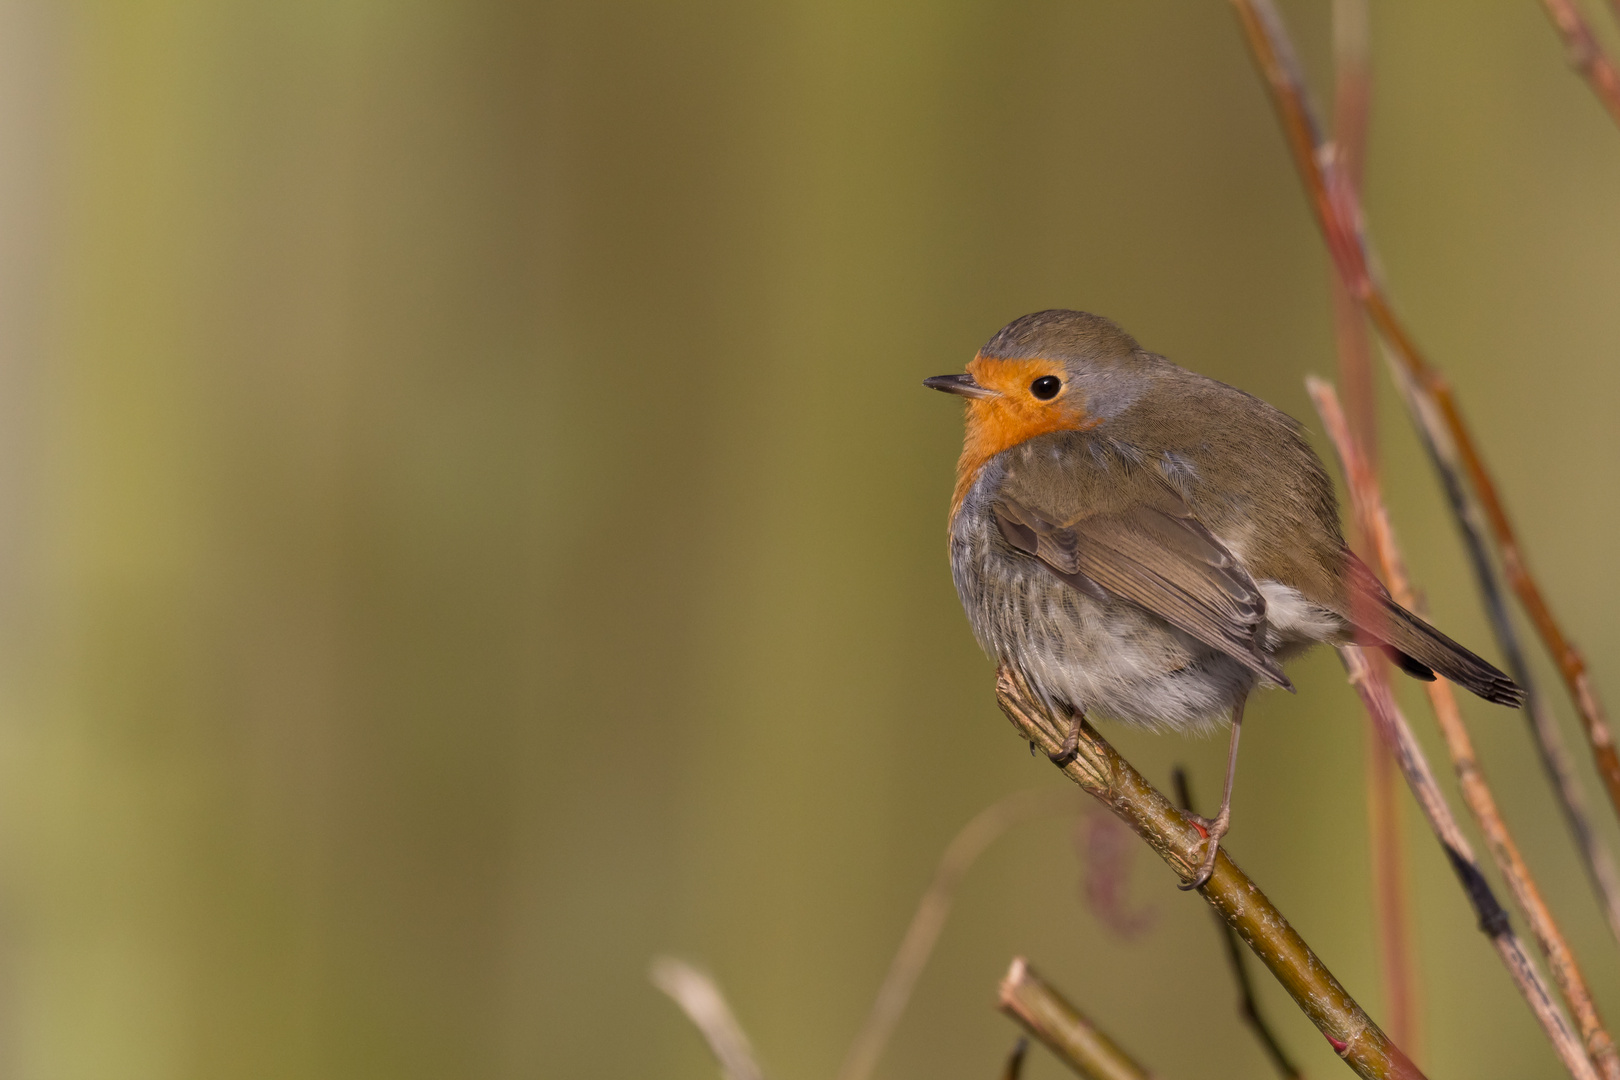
[950,397,1099,517]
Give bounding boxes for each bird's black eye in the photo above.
[1030,376,1062,400]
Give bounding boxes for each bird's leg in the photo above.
[1180,694,1247,891]
[1049,708,1084,767]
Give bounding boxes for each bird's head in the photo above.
[926,310,1156,512]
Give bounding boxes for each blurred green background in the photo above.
[0,1,1616,1078]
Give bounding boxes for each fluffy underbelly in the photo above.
[986,571,1255,733]
[953,534,1341,734]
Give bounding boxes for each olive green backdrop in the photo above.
[0,1,1615,1078]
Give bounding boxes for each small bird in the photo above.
[926,310,1522,887]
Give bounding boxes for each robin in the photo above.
[926,310,1522,888]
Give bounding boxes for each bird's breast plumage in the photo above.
[951,453,1255,732]
[949,432,1345,732]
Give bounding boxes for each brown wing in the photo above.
[993,494,1293,690]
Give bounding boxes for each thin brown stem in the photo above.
[1313,380,1620,1080]
[1329,0,1375,457]
[1172,767,1304,1080]
[996,669,1423,1080]
[1364,718,1418,1052]
[1382,353,1620,947]
[1538,0,1620,128]
[650,957,767,1080]
[1000,1037,1031,1080]
[1337,649,1598,1080]
[1325,1,1419,1053]
[998,959,1156,1080]
[1229,0,1620,854]
[836,788,1079,1080]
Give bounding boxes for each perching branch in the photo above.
[650,957,766,1080]
[1313,380,1619,1080]
[836,787,1079,1080]
[1383,351,1620,948]
[1228,0,1620,835]
[1173,768,1304,1080]
[1537,0,1620,129]
[995,668,1422,1080]
[998,958,1156,1080]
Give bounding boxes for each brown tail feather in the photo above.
[1376,599,1524,707]
[1341,552,1524,708]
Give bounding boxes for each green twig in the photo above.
[998,958,1156,1080]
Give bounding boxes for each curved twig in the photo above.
[995,669,1423,1080]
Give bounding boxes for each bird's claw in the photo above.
[1177,812,1226,891]
[1047,713,1083,767]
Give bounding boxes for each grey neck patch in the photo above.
[1071,359,1156,423]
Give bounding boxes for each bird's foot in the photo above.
[1047,712,1083,767]
[1177,811,1229,891]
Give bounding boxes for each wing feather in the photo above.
[994,494,1292,689]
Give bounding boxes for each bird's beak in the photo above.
[923,373,998,399]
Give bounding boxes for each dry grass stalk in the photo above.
[649,957,767,1080]
[1383,353,1620,945]
[1229,0,1620,851]
[995,668,1423,1080]
[998,959,1156,1080]
[836,787,1079,1080]
[1313,380,1619,1080]
[1537,0,1620,127]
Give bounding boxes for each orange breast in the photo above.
[949,356,1096,518]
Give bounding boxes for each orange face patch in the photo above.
[951,354,1096,516]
